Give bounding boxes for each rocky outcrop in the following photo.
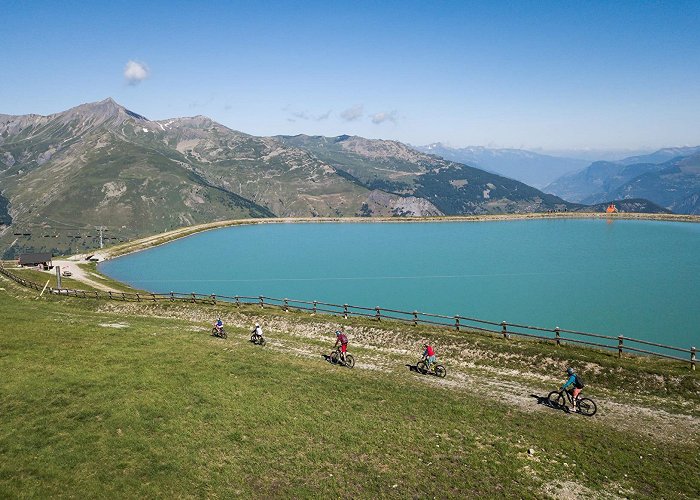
[362,190,443,217]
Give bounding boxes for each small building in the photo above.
[18,252,53,269]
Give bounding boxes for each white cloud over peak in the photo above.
[371,110,398,124]
[340,104,364,122]
[124,60,150,85]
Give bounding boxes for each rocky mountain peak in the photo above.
[60,98,148,126]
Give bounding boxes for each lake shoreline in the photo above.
[97,212,700,261]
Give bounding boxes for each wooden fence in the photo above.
[1,264,696,369]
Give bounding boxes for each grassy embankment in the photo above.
[1,273,698,498]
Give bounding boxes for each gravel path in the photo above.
[52,259,120,292]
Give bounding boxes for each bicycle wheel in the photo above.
[577,398,597,417]
[416,361,427,374]
[434,365,447,378]
[259,337,266,346]
[221,329,227,339]
[344,354,355,368]
[330,351,339,364]
[250,334,256,343]
[212,327,218,336]
[547,391,565,409]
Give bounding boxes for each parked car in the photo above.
[62,269,72,277]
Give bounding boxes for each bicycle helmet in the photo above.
[255,323,260,327]
[335,330,341,336]
[566,367,574,375]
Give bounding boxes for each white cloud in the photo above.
[124,60,150,85]
[285,109,333,122]
[340,104,364,122]
[371,110,398,124]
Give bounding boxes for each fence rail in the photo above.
[1,264,696,369]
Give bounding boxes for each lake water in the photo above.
[99,219,700,350]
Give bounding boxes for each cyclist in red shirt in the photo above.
[334,330,349,364]
[423,343,436,371]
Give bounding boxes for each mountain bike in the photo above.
[416,358,446,378]
[547,389,597,416]
[250,332,266,346]
[330,347,355,368]
[211,326,227,339]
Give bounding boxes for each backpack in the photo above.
[574,374,585,389]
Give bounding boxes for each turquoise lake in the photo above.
[99,219,700,350]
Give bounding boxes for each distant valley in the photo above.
[414,143,589,189]
[545,147,700,214]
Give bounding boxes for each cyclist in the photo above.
[334,330,349,364]
[561,367,584,412]
[213,317,224,335]
[251,322,264,341]
[422,343,436,371]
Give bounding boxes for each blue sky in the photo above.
[1,0,699,153]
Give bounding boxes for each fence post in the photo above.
[152,293,156,302]
[122,292,126,301]
[235,295,240,306]
[108,291,113,300]
[501,321,509,339]
[618,335,624,358]
[413,311,418,326]
[95,291,99,299]
[170,291,174,302]
[211,294,216,305]
[284,298,289,312]
[259,296,264,308]
[375,306,381,321]
[191,292,196,303]
[454,316,460,331]
[691,346,696,371]
[313,301,317,314]
[555,327,560,346]
[343,304,348,319]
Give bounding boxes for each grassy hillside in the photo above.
[0,274,698,498]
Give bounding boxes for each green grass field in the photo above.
[0,276,698,498]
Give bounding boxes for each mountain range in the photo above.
[544,147,700,213]
[414,143,589,189]
[0,98,668,257]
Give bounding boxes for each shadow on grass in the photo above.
[322,352,354,368]
[531,393,568,413]
[405,364,420,373]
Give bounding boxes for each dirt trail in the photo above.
[52,259,120,292]
[97,302,700,444]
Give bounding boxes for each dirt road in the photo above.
[53,260,120,292]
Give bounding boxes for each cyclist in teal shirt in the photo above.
[561,367,583,412]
